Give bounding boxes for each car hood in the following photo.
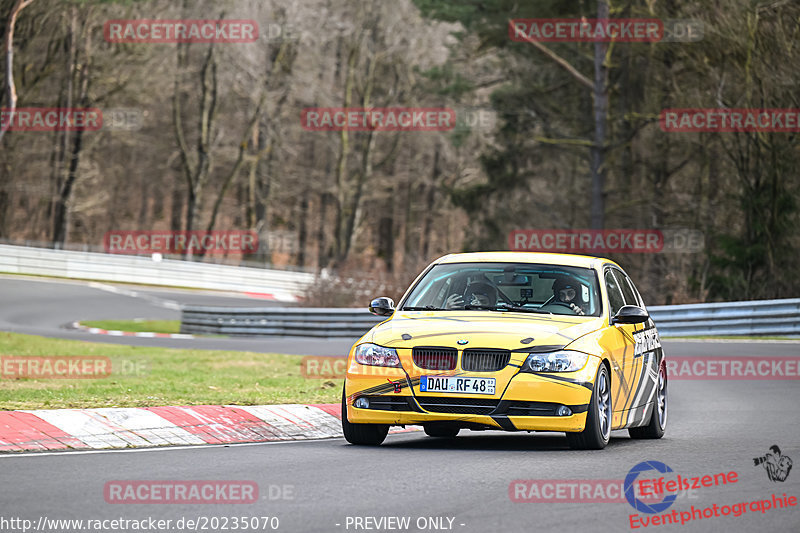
[365,311,604,351]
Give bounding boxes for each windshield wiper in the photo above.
[493,303,552,315]
[462,305,497,311]
[403,304,552,314]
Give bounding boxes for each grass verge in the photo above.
[81,319,181,334]
[0,331,341,410]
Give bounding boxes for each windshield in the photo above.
[402,262,601,317]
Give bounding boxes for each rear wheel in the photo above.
[566,363,612,450]
[424,424,460,438]
[629,362,667,439]
[341,388,389,446]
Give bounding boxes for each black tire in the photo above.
[424,424,460,438]
[341,388,389,446]
[629,362,667,439]
[566,363,612,450]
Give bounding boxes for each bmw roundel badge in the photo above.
[457,339,469,345]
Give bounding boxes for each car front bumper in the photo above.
[344,356,600,432]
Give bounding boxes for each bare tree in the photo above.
[0,0,34,144]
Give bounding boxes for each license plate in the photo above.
[420,376,495,395]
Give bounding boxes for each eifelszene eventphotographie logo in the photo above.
[753,445,793,483]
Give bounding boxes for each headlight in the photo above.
[354,343,401,367]
[522,350,589,372]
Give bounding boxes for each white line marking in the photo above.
[0,435,353,458]
[88,282,182,310]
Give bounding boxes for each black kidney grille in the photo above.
[461,349,511,372]
[413,347,457,370]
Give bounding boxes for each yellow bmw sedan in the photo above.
[342,251,667,449]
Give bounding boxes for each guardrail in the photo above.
[180,307,383,337]
[0,244,314,302]
[2,244,796,338]
[180,298,800,338]
[648,298,800,337]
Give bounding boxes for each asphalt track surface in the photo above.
[0,276,355,355]
[1,275,799,532]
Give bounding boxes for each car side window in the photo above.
[623,272,646,308]
[625,270,647,309]
[604,270,626,317]
[614,269,640,307]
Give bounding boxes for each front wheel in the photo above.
[566,363,612,450]
[629,361,667,439]
[341,388,389,446]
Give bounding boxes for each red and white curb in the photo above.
[0,404,417,452]
[69,321,195,339]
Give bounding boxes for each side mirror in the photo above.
[369,297,395,317]
[611,305,649,325]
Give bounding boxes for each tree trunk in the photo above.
[0,165,9,237]
[316,192,330,269]
[333,37,359,262]
[51,6,89,247]
[137,174,149,226]
[51,126,84,245]
[377,197,394,272]
[296,190,309,267]
[420,142,441,260]
[170,173,184,232]
[590,0,609,229]
[0,0,34,144]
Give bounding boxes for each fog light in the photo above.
[354,397,370,409]
[557,405,572,416]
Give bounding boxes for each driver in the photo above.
[445,281,497,309]
[552,278,586,315]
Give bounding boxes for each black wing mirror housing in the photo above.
[369,297,395,317]
[611,305,649,325]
